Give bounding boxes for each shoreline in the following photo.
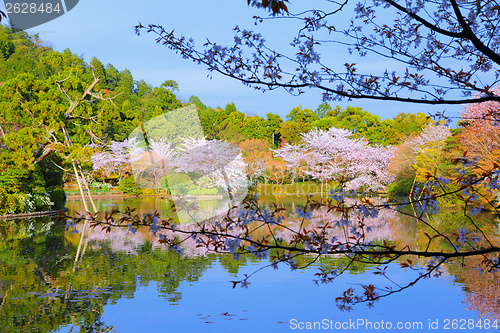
[65,193,225,200]
[0,210,64,220]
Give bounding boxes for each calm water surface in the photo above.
[1,196,499,332]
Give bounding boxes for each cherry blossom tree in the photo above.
[275,127,394,194]
[130,138,177,190]
[93,136,248,195]
[92,138,145,180]
[272,142,306,183]
[346,142,395,192]
[168,137,249,223]
[410,124,451,153]
[302,128,348,190]
[174,137,248,193]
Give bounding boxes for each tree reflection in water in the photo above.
[0,217,213,332]
[1,202,500,332]
[456,257,500,320]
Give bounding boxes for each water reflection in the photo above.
[453,256,500,320]
[1,199,500,332]
[0,217,214,332]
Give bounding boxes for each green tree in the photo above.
[286,106,319,123]
[314,102,335,119]
[332,106,384,144]
[89,57,107,89]
[280,106,318,144]
[199,107,219,140]
[265,113,283,147]
[242,115,267,140]
[281,121,309,145]
[104,63,120,90]
[215,103,247,143]
[386,113,432,144]
[188,95,207,110]
[0,29,13,60]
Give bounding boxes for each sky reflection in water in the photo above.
[5,197,499,333]
[73,258,481,333]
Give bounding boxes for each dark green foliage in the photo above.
[387,178,414,196]
[48,186,66,210]
[0,30,13,59]
[118,176,142,196]
[38,156,64,188]
[265,113,283,147]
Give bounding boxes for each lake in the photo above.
[1,195,499,332]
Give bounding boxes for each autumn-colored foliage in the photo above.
[458,87,500,173]
[265,158,288,185]
[239,139,272,184]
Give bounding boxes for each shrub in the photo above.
[48,186,66,210]
[388,178,414,196]
[118,176,142,196]
[90,182,112,192]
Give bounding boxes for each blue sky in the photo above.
[1,0,462,121]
